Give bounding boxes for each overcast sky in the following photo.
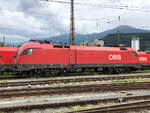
[0,0,150,43]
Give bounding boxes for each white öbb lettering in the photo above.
[109,54,121,61]
[139,57,147,61]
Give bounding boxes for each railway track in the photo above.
[68,100,150,113]
[1,94,150,112]
[1,82,150,98]
[1,74,150,87]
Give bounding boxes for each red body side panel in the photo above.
[17,46,70,65]
[70,46,138,64]
[16,43,139,65]
[75,50,135,64]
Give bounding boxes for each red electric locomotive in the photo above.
[0,47,18,73]
[137,51,150,69]
[13,43,140,76]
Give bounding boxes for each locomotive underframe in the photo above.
[140,63,150,70]
[0,65,8,74]
[10,63,141,76]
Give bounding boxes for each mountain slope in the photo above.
[43,25,150,44]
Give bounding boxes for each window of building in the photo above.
[21,48,33,56]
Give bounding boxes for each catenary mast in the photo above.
[70,0,75,45]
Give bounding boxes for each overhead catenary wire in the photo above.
[40,0,150,26]
[40,0,150,13]
[40,0,150,41]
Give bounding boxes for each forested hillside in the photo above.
[102,33,150,51]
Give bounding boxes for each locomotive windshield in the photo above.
[14,45,23,64]
[132,52,138,57]
[21,48,33,55]
[16,45,23,57]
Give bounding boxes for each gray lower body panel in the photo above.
[11,63,141,72]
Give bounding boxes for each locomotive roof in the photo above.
[70,45,135,51]
[137,51,150,55]
[0,47,18,51]
[21,43,136,52]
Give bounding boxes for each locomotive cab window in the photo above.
[64,46,70,48]
[21,48,33,56]
[53,45,63,48]
[132,52,138,57]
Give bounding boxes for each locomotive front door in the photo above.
[69,49,76,65]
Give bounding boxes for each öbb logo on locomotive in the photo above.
[139,57,147,62]
[108,54,122,61]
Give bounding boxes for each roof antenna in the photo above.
[117,16,120,45]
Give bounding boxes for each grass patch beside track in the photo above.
[112,79,137,83]
[136,70,150,73]
[111,78,150,84]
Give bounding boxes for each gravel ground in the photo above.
[12,100,150,113]
[1,73,150,113]
[128,110,150,113]
[1,90,150,108]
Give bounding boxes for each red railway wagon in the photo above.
[137,51,150,69]
[0,47,18,64]
[0,47,18,73]
[13,43,140,75]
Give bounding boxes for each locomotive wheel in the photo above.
[103,68,109,74]
[108,68,115,74]
[14,71,29,77]
[25,70,42,77]
[51,69,61,76]
[0,71,4,75]
[124,68,131,73]
[76,68,83,73]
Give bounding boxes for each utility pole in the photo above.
[70,0,75,45]
[117,16,120,45]
[3,36,5,46]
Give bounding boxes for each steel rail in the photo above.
[69,101,150,113]
[1,74,150,87]
[1,82,150,98]
[1,95,150,112]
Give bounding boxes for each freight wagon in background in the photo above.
[12,42,140,76]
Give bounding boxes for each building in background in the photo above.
[80,39,104,47]
[131,36,140,51]
[0,42,4,46]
